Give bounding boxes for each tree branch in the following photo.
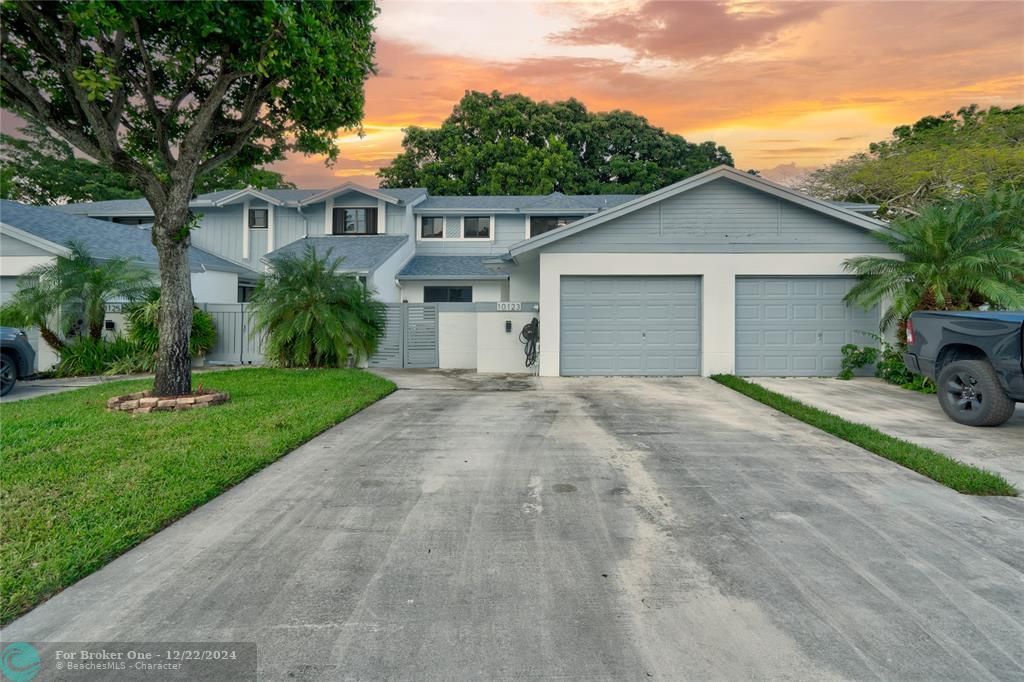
[130,17,175,169]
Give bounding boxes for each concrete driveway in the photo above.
[4,372,1024,679]
[754,377,1024,490]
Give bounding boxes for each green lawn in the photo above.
[0,368,395,624]
[711,374,1016,497]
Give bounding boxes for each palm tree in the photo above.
[249,244,386,368]
[844,198,1024,335]
[2,241,152,348]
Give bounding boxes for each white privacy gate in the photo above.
[201,303,266,365]
[368,303,439,369]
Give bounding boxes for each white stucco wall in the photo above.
[508,257,540,301]
[537,252,883,378]
[191,270,239,304]
[400,279,506,303]
[369,240,415,303]
[477,311,537,374]
[438,311,478,369]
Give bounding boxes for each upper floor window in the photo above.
[333,207,378,235]
[420,216,443,239]
[248,209,268,229]
[463,216,490,239]
[529,215,583,238]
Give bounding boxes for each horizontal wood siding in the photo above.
[543,179,889,253]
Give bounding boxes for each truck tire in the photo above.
[937,359,1017,426]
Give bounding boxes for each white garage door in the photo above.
[560,276,701,376]
[735,277,879,376]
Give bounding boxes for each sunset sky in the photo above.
[277,0,1024,188]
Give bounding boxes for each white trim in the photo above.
[377,198,387,234]
[461,215,495,241]
[537,252,884,378]
[212,188,284,207]
[328,204,382,235]
[510,165,892,258]
[267,204,276,251]
[324,196,333,234]
[301,182,400,207]
[0,223,72,256]
[242,199,251,259]
[416,214,495,242]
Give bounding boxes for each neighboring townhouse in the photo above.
[46,164,889,377]
[0,200,257,369]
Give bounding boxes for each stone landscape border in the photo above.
[106,390,229,414]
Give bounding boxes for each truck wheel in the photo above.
[937,359,1017,426]
[0,353,15,397]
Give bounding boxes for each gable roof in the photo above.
[263,235,409,273]
[0,200,256,276]
[506,165,893,258]
[56,186,429,217]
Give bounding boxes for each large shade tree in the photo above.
[378,90,733,195]
[803,105,1024,217]
[1,0,377,395]
[1,122,296,205]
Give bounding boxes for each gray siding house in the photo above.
[45,165,890,376]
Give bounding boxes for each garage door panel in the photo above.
[736,277,879,377]
[561,276,701,376]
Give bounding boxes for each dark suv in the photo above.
[0,326,36,396]
[903,311,1023,426]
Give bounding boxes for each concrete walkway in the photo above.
[4,372,1023,679]
[754,377,1024,490]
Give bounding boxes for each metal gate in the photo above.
[369,303,438,369]
[202,303,266,365]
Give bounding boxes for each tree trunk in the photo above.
[38,325,65,353]
[151,196,195,397]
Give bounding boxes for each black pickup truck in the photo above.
[903,311,1024,426]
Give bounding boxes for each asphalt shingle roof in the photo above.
[397,255,508,280]
[416,193,640,212]
[264,235,409,272]
[0,200,256,275]
[57,187,429,216]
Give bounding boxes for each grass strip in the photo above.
[0,368,395,624]
[710,374,1016,498]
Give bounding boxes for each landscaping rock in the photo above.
[107,390,229,414]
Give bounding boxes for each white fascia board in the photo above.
[0,222,72,256]
[211,188,284,207]
[508,165,893,258]
[300,183,400,207]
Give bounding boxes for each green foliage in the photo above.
[711,374,1015,497]
[838,343,878,380]
[839,334,936,393]
[378,90,733,195]
[843,193,1024,332]
[1,368,395,623]
[0,123,296,205]
[804,105,1024,216]
[5,242,151,348]
[125,290,217,358]
[2,1,378,393]
[54,336,144,377]
[250,246,386,368]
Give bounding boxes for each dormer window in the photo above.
[529,215,583,238]
[333,207,378,235]
[248,209,268,229]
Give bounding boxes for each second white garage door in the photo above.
[560,276,701,376]
[735,277,879,376]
